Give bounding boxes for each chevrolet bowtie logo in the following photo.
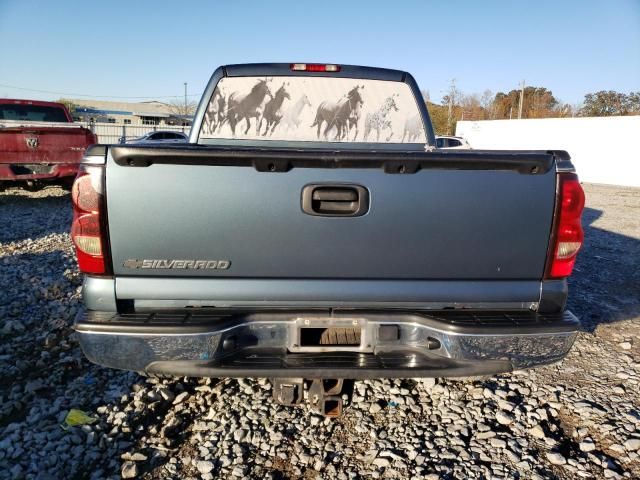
[122,259,144,269]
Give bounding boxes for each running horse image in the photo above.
[258,82,290,136]
[281,94,312,131]
[311,86,364,140]
[345,100,363,141]
[203,88,226,135]
[226,79,273,136]
[363,94,399,142]
[401,114,423,142]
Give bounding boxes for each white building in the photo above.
[70,99,192,126]
[456,116,640,187]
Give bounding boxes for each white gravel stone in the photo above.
[496,411,515,426]
[196,460,214,474]
[579,440,597,452]
[610,444,626,454]
[233,429,247,442]
[490,438,507,449]
[372,457,391,468]
[477,431,497,441]
[528,425,545,439]
[173,392,189,405]
[121,461,137,478]
[624,439,640,451]
[546,452,567,465]
[158,388,175,402]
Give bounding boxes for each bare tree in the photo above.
[480,90,494,119]
[167,99,198,120]
[441,79,460,134]
[571,102,583,118]
[460,93,483,121]
[555,103,574,118]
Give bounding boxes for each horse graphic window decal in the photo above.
[200,76,426,143]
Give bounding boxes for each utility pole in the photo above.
[447,78,456,135]
[517,80,525,119]
[183,82,188,116]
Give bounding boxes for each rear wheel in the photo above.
[59,177,75,191]
[24,180,43,192]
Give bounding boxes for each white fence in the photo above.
[76,122,191,144]
[456,116,640,187]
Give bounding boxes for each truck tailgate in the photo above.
[106,147,557,299]
[0,125,91,164]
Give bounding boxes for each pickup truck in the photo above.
[71,64,585,416]
[0,99,97,190]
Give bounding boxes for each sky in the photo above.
[0,0,638,106]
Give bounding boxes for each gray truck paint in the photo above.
[105,64,558,307]
[106,155,555,283]
[81,275,568,312]
[82,276,117,311]
[115,278,541,306]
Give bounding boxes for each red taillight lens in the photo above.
[290,63,340,72]
[546,173,585,278]
[71,165,110,274]
[72,174,101,212]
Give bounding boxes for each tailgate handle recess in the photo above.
[302,184,369,217]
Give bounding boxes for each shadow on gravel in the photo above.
[568,207,640,331]
[0,188,71,243]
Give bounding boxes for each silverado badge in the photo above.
[122,259,231,270]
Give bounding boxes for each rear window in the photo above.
[0,104,69,123]
[200,76,426,143]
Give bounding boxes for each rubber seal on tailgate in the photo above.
[109,145,559,175]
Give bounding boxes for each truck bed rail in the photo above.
[108,144,564,174]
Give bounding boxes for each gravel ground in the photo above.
[1,183,639,480]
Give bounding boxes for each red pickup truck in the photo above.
[0,99,97,189]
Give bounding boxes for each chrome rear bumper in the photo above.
[75,310,580,379]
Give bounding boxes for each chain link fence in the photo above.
[76,122,191,144]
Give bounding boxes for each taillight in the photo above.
[290,63,340,72]
[545,173,585,278]
[71,164,110,274]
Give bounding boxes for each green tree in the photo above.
[492,87,559,119]
[579,90,640,116]
[56,98,78,115]
[426,102,450,135]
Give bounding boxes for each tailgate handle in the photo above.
[302,184,369,217]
